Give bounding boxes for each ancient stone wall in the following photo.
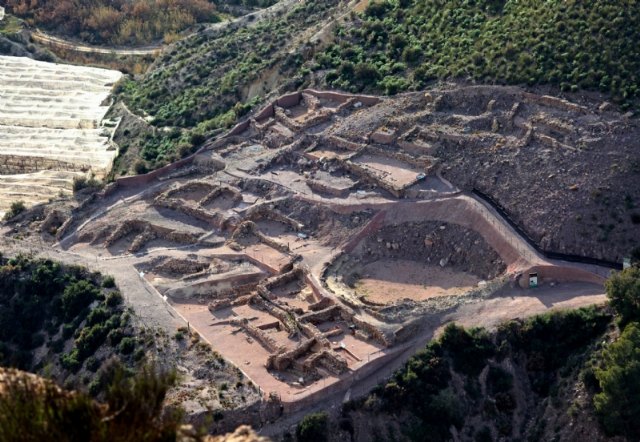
[522,92,588,114]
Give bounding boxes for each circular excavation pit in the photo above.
[328,221,507,307]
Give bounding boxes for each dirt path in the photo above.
[31,30,162,56]
[0,233,186,332]
[28,0,302,57]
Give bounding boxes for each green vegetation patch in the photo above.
[316,0,640,108]
[0,254,135,395]
[336,306,611,441]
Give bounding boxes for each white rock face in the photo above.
[0,56,122,217]
[0,7,5,22]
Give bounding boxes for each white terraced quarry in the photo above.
[0,56,122,217]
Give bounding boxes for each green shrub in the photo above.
[3,200,26,220]
[85,356,100,373]
[60,349,81,372]
[606,267,640,325]
[102,276,116,289]
[72,175,102,192]
[76,324,109,359]
[296,412,329,442]
[594,322,640,438]
[107,328,124,346]
[104,313,122,331]
[61,281,99,320]
[105,291,123,307]
[440,323,494,376]
[189,133,206,147]
[86,307,110,327]
[487,366,513,395]
[133,160,148,175]
[118,337,136,355]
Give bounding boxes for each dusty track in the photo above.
[31,30,162,56]
[28,0,301,57]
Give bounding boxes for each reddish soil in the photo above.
[353,153,423,188]
[355,259,480,303]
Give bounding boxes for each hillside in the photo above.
[4,0,276,46]
[293,306,628,442]
[123,0,640,143]
[0,254,132,387]
[0,253,261,433]
[314,0,640,106]
[0,365,269,442]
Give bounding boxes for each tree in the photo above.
[605,267,640,325]
[594,322,640,438]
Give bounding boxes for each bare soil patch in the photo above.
[355,259,480,303]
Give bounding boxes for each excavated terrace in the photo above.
[42,87,618,411]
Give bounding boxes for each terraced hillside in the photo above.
[0,56,121,217]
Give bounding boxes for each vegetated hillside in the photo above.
[3,0,275,46]
[0,15,56,60]
[0,365,270,441]
[315,0,640,107]
[119,0,640,167]
[293,267,640,442]
[0,253,140,395]
[0,364,183,442]
[118,0,343,169]
[0,252,262,432]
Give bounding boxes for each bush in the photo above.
[72,175,102,192]
[606,267,640,325]
[487,366,513,395]
[61,281,99,320]
[60,349,81,372]
[102,276,116,289]
[85,356,101,372]
[133,160,148,175]
[594,322,640,438]
[75,324,108,359]
[3,200,26,220]
[296,412,328,442]
[107,328,124,346]
[86,307,110,327]
[105,291,123,307]
[118,337,136,355]
[440,323,494,376]
[0,362,180,441]
[189,132,206,148]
